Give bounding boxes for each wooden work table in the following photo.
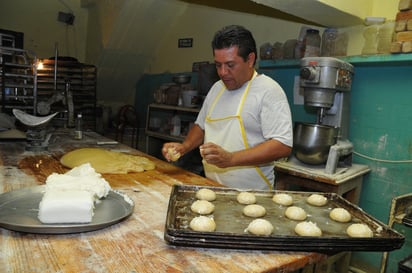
[0,128,326,273]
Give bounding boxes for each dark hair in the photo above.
[211,25,257,65]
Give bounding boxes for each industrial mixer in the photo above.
[294,57,354,174]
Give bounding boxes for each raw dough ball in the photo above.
[330,208,352,223]
[195,188,216,201]
[246,219,274,235]
[237,192,256,205]
[307,194,328,207]
[167,147,181,162]
[295,221,322,236]
[346,223,373,238]
[285,206,307,221]
[243,204,267,218]
[190,216,216,232]
[191,200,215,215]
[272,193,293,206]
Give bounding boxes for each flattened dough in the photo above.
[243,204,266,218]
[237,192,256,205]
[60,148,155,174]
[196,188,216,201]
[246,219,274,235]
[190,216,216,232]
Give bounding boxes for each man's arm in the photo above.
[199,139,291,168]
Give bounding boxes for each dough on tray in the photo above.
[237,192,256,205]
[295,221,322,236]
[329,207,352,223]
[285,206,307,221]
[306,194,328,207]
[191,200,215,215]
[245,219,274,236]
[195,188,216,201]
[190,216,216,232]
[272,193,293,206]
[243,204,267,218]
[346,223,373,238]
[60,148,155,174]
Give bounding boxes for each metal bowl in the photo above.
[293,122,338,165]
[172,74,191,84]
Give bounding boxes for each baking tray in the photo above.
[0,186,134,234]
[164,185,404,252]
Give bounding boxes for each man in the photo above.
[162,25,292,190]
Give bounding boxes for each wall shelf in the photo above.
[259,54,412,69]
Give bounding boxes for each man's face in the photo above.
[214,46,255,90]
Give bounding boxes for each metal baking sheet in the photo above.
[0,186,134,234]
[164,185,404,252]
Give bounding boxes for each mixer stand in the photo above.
[25,128,52,151]
[325,139,353,174]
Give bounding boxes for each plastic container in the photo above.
[377,21,395,54]
[182,90,198,108]
[321,28,338,56]
[362,25,379,55]
[335,32,349,56]
[170,114,181,136]
[303,29,321,57]
[74,113,83,140]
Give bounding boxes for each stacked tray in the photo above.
[164,185,404,252]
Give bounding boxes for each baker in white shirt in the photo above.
[162,25,293,190]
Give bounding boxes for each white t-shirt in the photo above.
[196,73,293,149]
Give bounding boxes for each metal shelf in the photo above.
[145,103,200,155]
[0,46,37,114]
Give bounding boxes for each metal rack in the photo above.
[36,59,97,130]
[0,46,37,114]
[380,193,412,273]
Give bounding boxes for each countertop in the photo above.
[0,128,326,273]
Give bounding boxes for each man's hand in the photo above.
[199,142,234,168]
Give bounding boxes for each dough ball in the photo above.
[190,216,216,232]
[167,147,181,162]
[245,219,274,236]
[272,193,293,206]
[195,188,216,201]
[330,208,352,223]
[237,192,256,205]
[346,223,373,238]
[295,221,322,236]
[285,206,307,221]
[306,194,328,207]
[191,200,215,215]
[243,204,267,218]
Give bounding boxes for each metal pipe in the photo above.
[54,42,58,90]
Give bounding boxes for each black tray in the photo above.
[164,185,404,252]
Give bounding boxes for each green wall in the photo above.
[263,60,412,272]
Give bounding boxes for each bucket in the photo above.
[182,90,199,108]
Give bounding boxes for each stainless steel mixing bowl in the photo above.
[293,122,338,165]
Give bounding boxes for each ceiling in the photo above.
[181,0,365,27]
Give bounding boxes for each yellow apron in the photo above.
[203,71,272,190]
